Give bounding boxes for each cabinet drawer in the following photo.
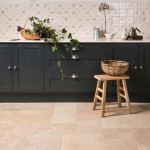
[45,60,104,78]
[45,43,106,60]
[45,76,96,92]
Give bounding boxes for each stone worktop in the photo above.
[1,38,150,43]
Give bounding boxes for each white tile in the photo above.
[113,17,120,24]
[127,2,133,9]
[133,3,141,10]
[127,10,133,16]
[111,3,119,10]
[120,10,126,16]
[127,17,133,24]
[112,10,120,16]
[120,17,127,24]
[134,10,141,16]
[119,2,127,9]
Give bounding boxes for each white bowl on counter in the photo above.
[104,33,115,40]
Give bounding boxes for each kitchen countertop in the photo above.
[1,38,150,43]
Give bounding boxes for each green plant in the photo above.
[26,16,81,80]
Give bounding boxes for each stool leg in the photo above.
[116,80,122,107]
[101,80,107,117]
[122,79,132,114]
[93,80,101,110]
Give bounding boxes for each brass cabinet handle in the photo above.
[71,74,79,79]
[71,55,80,60]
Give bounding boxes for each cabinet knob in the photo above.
[71,74,79,79]
[134,66,138,69]
[8,65,12,70]
[71,55,80,60]
[140,66,143,69]
[71,47,79,51]
[13,66,17,70]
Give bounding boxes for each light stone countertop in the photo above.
[0,38,150,43]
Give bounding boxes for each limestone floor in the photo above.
[0,102,150,150]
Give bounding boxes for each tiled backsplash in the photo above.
[0,0,150,39]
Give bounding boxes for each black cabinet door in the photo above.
[13,44,44,92]
[106,43,139,94]
[0,44,12,92]
[139,44,150,101]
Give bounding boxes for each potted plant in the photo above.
[17,16,81,80]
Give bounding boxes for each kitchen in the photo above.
[0,0,150,150]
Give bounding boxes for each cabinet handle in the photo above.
[71,47,79,51]
[8,65,12,70]
[71,55,80,60]
[13,66,17,70]
[134,66,138,69]
[71,74,79,79]
[140,66,143,69]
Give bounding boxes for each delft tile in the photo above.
[127,17,133,24]
[120,17,127,24]
[134,2,141,10]
[120,10,126,16]
[127,2,133,9]
[127,10,134,16]
[134,10,141,16]
[119,2,127,10]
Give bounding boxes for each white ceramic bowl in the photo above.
[104,33,115,40]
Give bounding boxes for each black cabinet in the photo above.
[106,43,150,102]
[44,43,106,92]
[139,44,150,99]
[0,44,13,92]
[0,43,44,93]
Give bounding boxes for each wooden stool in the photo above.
[93,74,132,117]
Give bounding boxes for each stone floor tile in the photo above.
[77,114,103,133]
[102,114,150,128]
[51,103,76,123]
[103,129,139,150]
[15,129,62,150]
[132,128,150,150]
[50,123,77,133]
[21,102,55,111]
[61,132,106,150]
[0,103,23,111]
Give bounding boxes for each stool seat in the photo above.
[94,74,129,80]
[93,74,132,117]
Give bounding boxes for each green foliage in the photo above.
[28,16,81,79]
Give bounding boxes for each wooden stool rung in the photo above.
[119,87,124,91]
[105,102,119,105]
[97,88,103,93]
[105,107,129,113]
[119,93,126,99]
[96,95,103,101]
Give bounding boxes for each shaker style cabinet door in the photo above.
[13,44,44,92]
[0,44,13,92]
[106,43,139,94]
[139,44,150,101]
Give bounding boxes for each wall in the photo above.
[0,0,150,39]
